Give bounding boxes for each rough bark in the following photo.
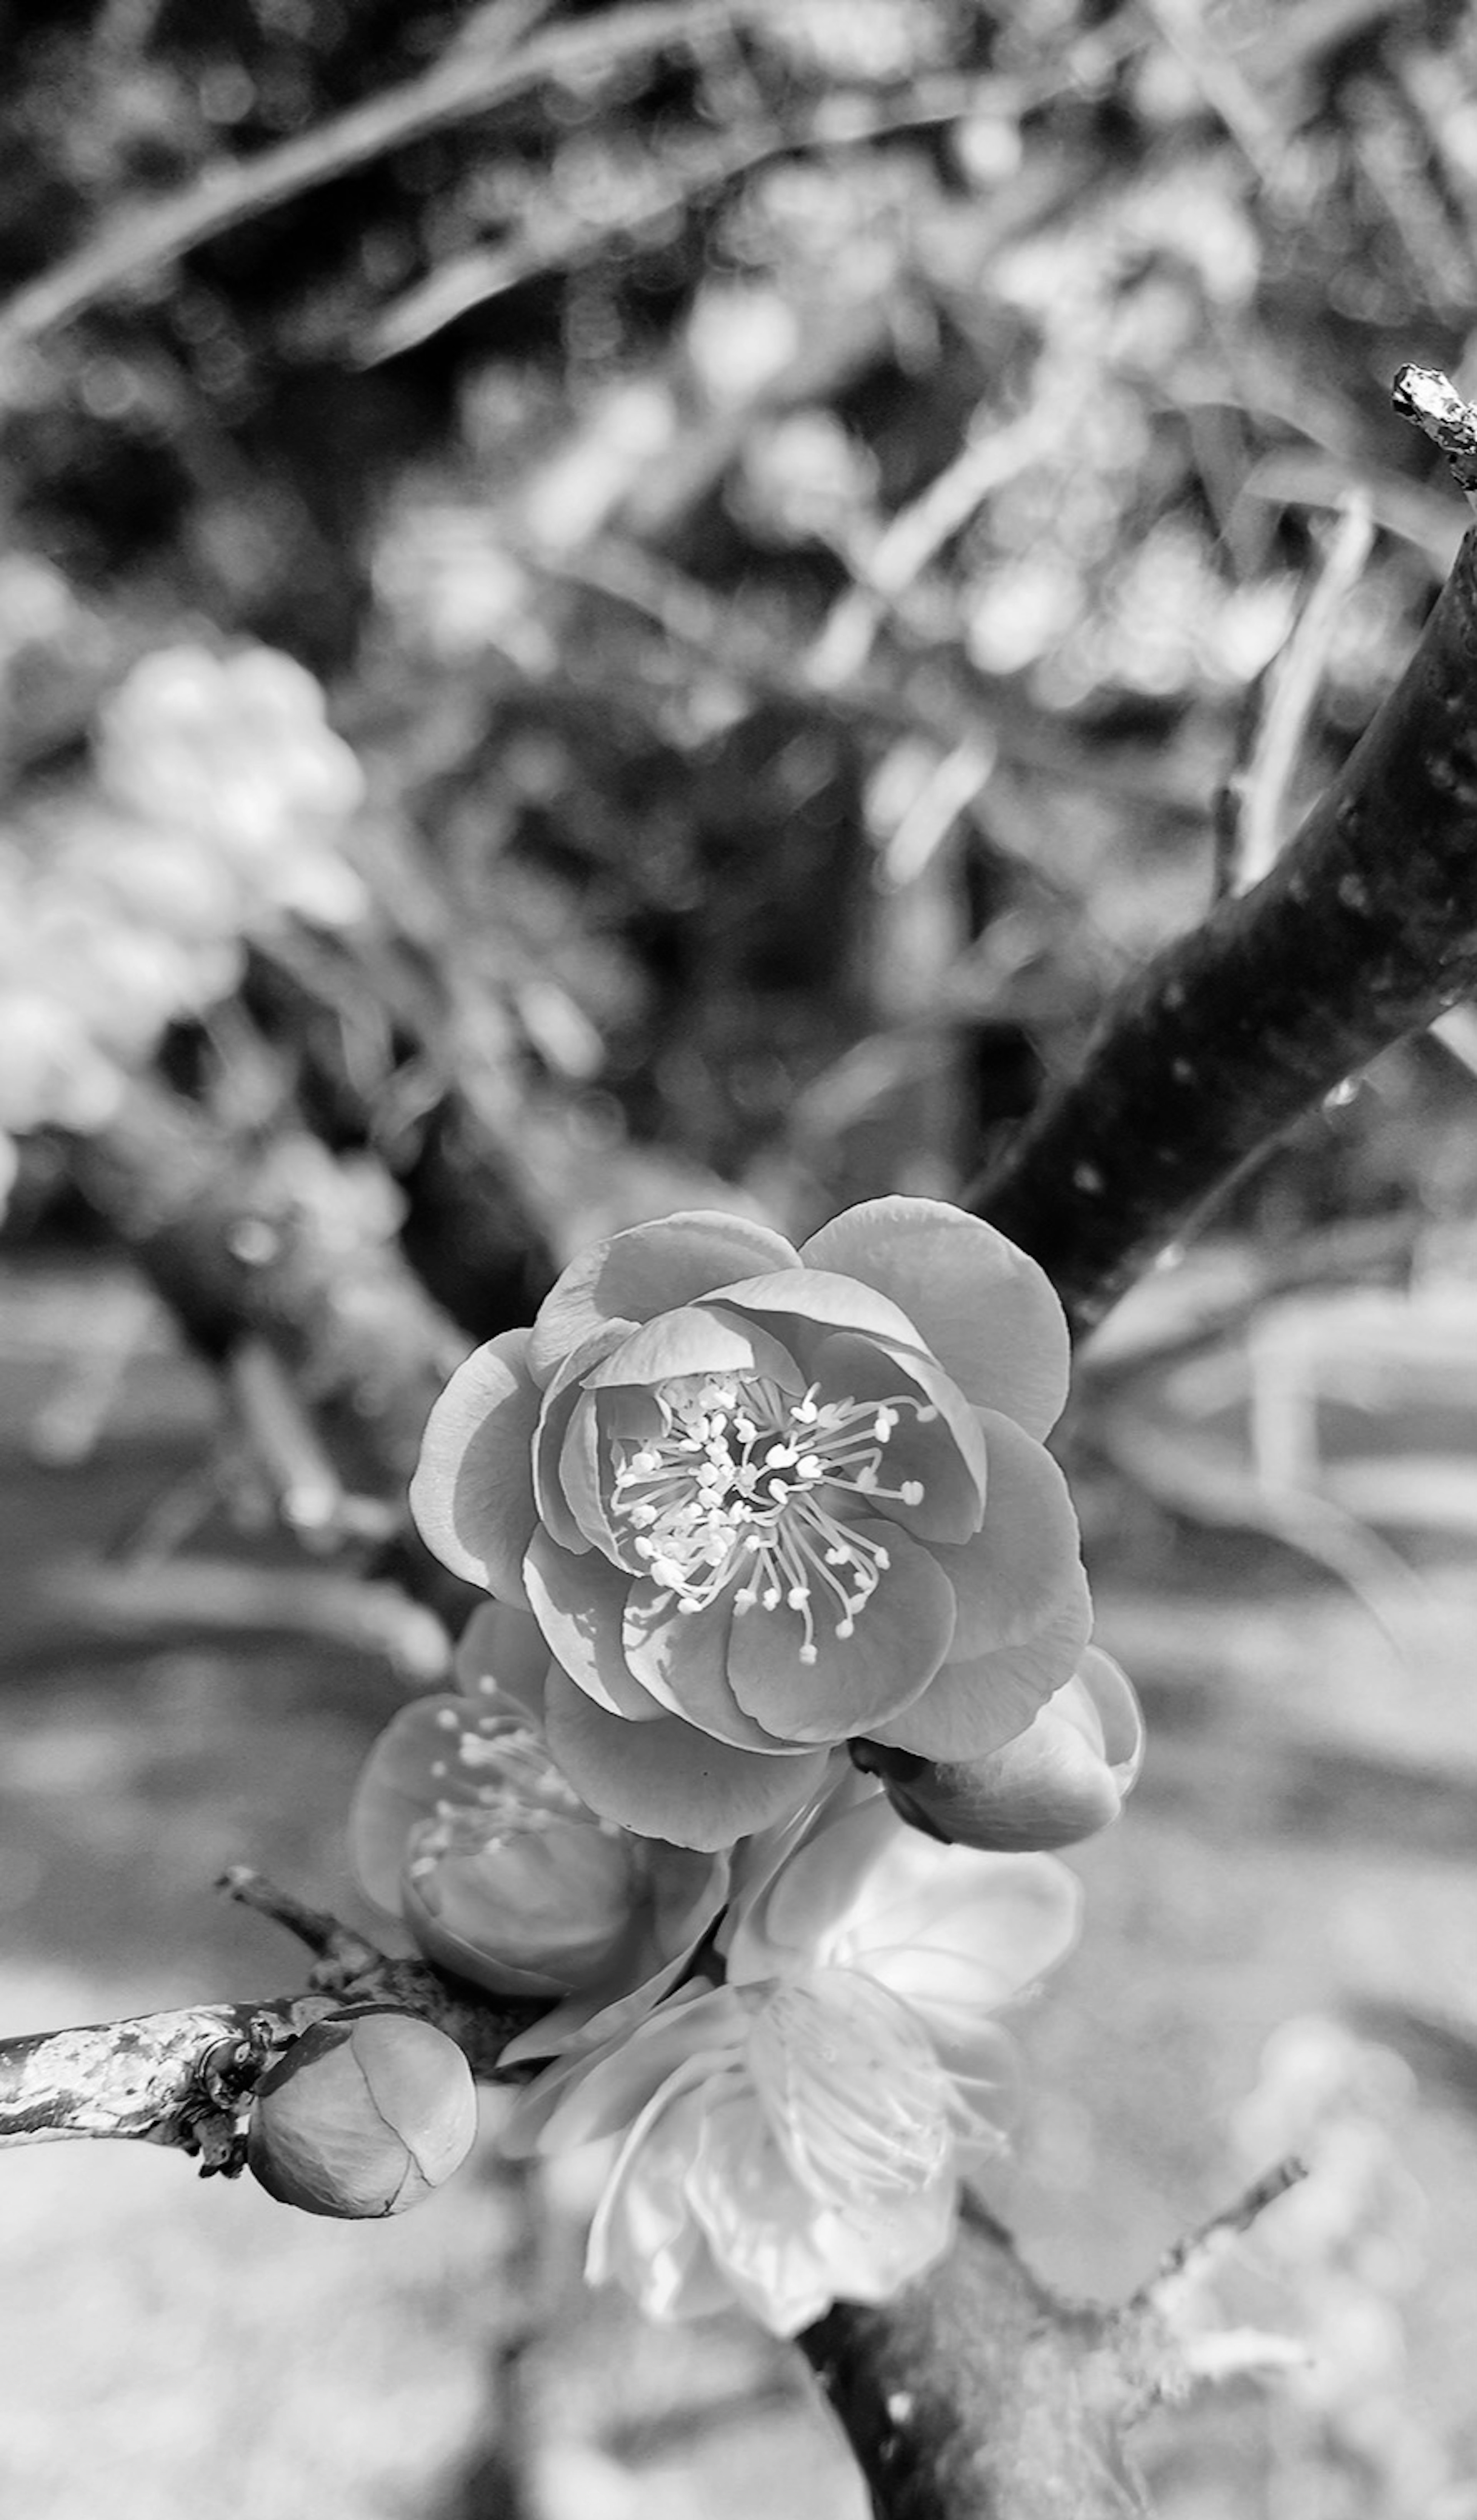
[974,527,1477,1332]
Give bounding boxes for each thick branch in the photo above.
[803,2200,1157,2520]
[974,525,1477,1330]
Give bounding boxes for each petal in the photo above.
[857,1851,1082,2031]
[684,2092,841,2336]
[348,1696,467,1913]
[623,1578,788,1751]
[543,1666,827,1851]
[500,1841,731,2071]
[869,1571,1093,1762]
[707,1268,928,1354]
[934,1412,1083,1660]
[409,1328,541,1605]
[725,1518,957,1744]
[801,1198,1070,1437]
[452,1599,552,1716]
[512,1982,745,2153]
[522,1526,665,1721]
[531,1325,631,1557]
[528,1213,802,1387]
[1073,1646,1144,1790]
[590,2075,742,2323]
[800,1811,1083,2018]
[808,1329,986,1545]
[584,1304,804,1395]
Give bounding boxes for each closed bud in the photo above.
[856,1647,1143,1852]
[248,2008,478,2218]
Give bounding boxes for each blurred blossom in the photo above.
[508,1784,1080,2334]
[97,644,366,903]
[410,1198,1092,1852]
[350,1600,728,2051]
[372,501,538,663]
[684,285,801,407]
[0,640,367,1155]
[765,0,947,83]
[733,410,878,549]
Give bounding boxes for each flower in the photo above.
[349,1600,728,2058]
[411,1198,1092,1849]
[859,1644,1143,1851]
[507,1788,1081,2335]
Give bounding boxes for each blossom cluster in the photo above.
[345,1199,1141,2334]
[0,642,364,1209]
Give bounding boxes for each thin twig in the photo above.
[0,0,741,367]
[1225,492,1375,893]
[1392,365,1477,515]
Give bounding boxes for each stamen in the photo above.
[607,1364,937,1665]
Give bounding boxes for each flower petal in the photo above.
[623,1578,788,1751]
[452,1599,552,1716]
[583,1304,804,1396]
[409,1328,541,1604]
[706,1268,928,1354]
[543,1666,827,1850]
[932,1411,1082,1660]
[590,2076,743,2324]
[512,1981,744,2153]
[528,1212,801,1387]
[348,1696,466,1914]
[853,1847,1082,2031]
[684,2091,842,2336]
[779,1804,1082,2018]
[531,1325,631,1557]
[801,1198,1070,1437]
[522,1526,665,1721]
[725,1517,957,1744]
[807,1328,986,1545]
[869,1571,1093,1762]
[686,2090,958,2335]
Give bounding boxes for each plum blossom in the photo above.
[411,1199,1092,1849]
[506,1784,1082,2335]
[864,1644,1143,1851]
[349,1600,728,2061]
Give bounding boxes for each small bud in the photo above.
[248,2008,478,2218]
[857,1647,1143,1852]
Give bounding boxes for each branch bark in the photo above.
[973,525,1477,1332]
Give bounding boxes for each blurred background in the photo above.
[4,0,1477,2511]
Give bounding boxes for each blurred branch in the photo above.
[1219,490,1374,894]
[360,47,1135,365]
[973,504,1477,1332]
[68,1075,466,1498]
[0,0,739,369]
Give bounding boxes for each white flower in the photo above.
[508,1784,1080,2335]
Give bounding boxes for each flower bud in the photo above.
[855,1647,1143,1852]
[247,2008,478,2218]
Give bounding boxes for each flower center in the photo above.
[745,1970,955,2208]
[609,1371,932,1664]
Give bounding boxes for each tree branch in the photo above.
[972,516,1477,1332]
